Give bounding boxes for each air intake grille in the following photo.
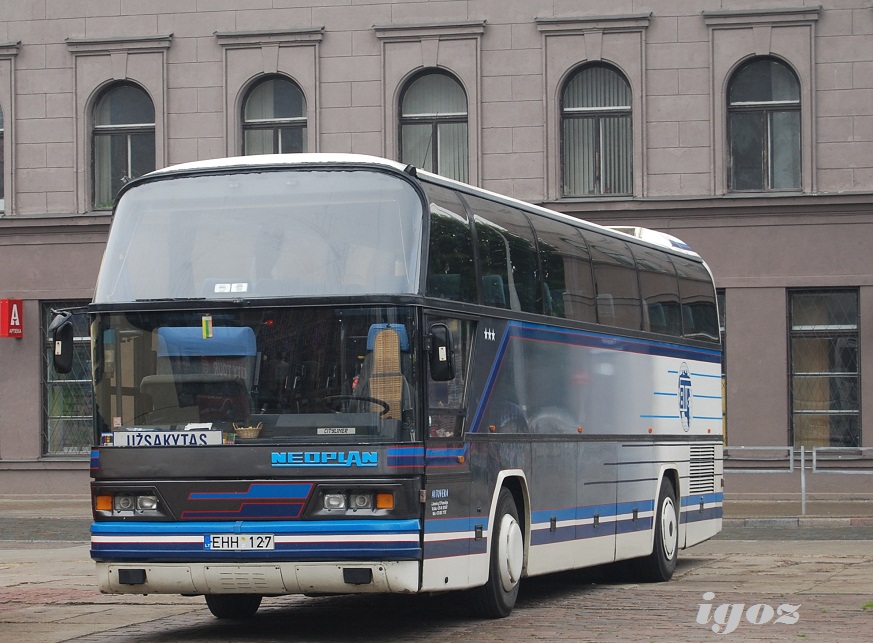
[689,445,716,494]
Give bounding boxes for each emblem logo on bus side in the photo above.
[678,363,692,432]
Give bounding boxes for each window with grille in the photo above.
[789,290,859,448]
[242,76,307,155]
[399,71,468,182]
[728,58,800,192]
[92,82,156,209]
[561,63,632,197]
[42,302,92,455]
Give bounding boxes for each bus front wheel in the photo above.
[205,593,262,619]
[473,488,523,618]
[638,477,678,582]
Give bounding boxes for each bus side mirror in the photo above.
[428,323,455,381]
[48,312,74,374]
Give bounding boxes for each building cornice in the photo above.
[214,28,325,47]
[702,6,821,27]
[536,14,651,33]
[0,41,21,57]
[542,191,873,222]
[373,20,486,41]
[65,34,173,54]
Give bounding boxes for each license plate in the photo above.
[205,534,275,550]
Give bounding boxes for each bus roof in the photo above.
[144,153,410,178]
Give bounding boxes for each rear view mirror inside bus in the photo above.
[49,312,74,374]
[428,323,455,381]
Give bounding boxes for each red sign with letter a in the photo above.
[0,299,23,338]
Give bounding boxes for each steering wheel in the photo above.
[320,395,390,417]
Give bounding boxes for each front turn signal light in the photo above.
[375,493,395,510]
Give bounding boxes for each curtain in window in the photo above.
[92,84,155,209]
[400,72,468,182]
[242,77,307,155]
[437,122,468,183]
[562,65,632,197]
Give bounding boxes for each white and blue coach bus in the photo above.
[51,154,722,619]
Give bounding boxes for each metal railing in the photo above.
[724,446,873,515]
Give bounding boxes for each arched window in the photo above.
[92,83,155,209]
[242,76,307,155]
[561,64,632,197]
[399,71,468,182]
[728,57,801,191]
[0,105,4,211]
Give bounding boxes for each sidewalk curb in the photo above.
[724,517,873,528]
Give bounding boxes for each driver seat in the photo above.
[357,325,406,420]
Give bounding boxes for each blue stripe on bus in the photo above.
[682,506,723,523]
[423,538,487,559]
[425,516,485,533]
[188,482,313,501]
[91,519,423,561]
[91,518,421,536]
[387,446,425,468]
[421,494,723,558]
[514,322,721,362]
[680,493,723,508]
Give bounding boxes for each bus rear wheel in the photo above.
[205,593,262,619]
[473,488,523,618]
[638,477,678,582]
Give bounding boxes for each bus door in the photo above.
[420,316,476,591]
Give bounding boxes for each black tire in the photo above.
[472,488,524,618]
[637,477,679,582]
[205,593,262,619]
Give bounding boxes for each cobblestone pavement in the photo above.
[2,534,873,642]
[2,497,873,642]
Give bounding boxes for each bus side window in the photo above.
[427,318,472,439]
[585,231,642,330]
[465,194,541,314]
[631,245,682,337]
[673,256,720,341]
[533,217,596,323]
[423,183,477,304]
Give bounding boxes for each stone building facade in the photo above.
[1,1,872,499]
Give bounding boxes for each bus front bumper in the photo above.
[97,560,421,595]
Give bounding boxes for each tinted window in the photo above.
[534,216,596,323]
[466,195,540,313]
[585,232,641,330]
[673,256,719,341]
[424,183,476,303]
[632,244,681,336]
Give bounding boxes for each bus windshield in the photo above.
[94,167,424,303]
[92,306,419,444]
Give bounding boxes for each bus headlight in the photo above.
[136,495,159,511]
[114,494,135,512]
[323,493,347,510]
[349,493,372,510]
